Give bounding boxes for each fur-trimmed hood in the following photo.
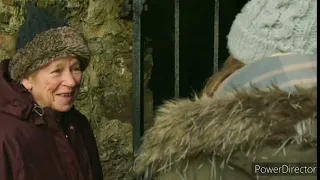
[133,86,317,176]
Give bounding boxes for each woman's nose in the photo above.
[63,72,77,87]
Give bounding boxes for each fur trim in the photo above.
[9,27,90,81]
[133,86,317,176]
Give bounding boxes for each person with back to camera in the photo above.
[0,2,103,180]
[133,0,317,179]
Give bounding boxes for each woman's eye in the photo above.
[51,69,61,74]
[73,67,81,71]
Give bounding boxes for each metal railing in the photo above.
[132,0,220,178]
[132,0,144,158]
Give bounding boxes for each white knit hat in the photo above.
[227,0,317,64]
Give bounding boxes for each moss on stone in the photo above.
[94,119,133,180]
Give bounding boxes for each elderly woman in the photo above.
[133,0,317,179]
[0,3,102,180]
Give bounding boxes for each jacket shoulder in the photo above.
[0,112,35,139]
[133,87,317,175]
[0,112,33,167]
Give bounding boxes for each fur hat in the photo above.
[227,0,317,64]
[9,1,90,82]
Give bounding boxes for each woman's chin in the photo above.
[53,104,73,112]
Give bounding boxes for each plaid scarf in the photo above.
[216,54,317,95]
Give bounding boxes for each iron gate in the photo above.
[131,0,220,177]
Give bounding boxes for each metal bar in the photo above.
[213,0,219,73]
[174,0,180,98]
[132,0,144,179]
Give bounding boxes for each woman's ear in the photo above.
[21,78,32,91]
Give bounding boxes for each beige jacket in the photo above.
[133,54,317,180]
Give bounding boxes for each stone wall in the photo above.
[0,0,152,179]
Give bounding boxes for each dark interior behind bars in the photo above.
[143,0,249,109]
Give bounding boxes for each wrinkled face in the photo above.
[21,56,82,112]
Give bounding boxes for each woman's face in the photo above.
[21,56,82,112]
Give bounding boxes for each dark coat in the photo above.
[0,59,103,180]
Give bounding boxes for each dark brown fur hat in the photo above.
[9,1,90,82]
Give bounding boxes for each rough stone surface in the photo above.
[94,119,133,180]
[0,33,16,60]
[0,0,153,179]
[1,0,14,6]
